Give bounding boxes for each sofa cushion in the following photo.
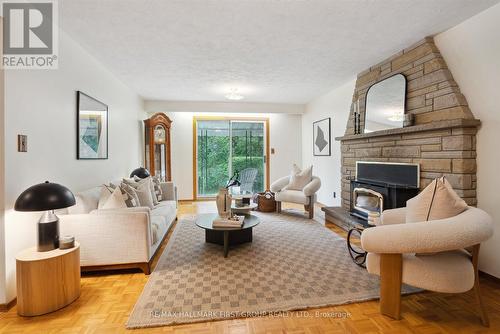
[124,179,155,209]
[133,176,159,206]
[150,215,166,245]
[125,177,158,207]
[366,250,474,293]
[68,187,101,214]
[406,176,467,223]
[152,200,177,217]
[160,182,177,201]
[275,189,309,205]
[152,176,164,202]
[106,182,139,208]
[121,182,141,208]
[89,206,151,216]
[99,186,127,210]
[97,186,112,209]
[286,164,312,191]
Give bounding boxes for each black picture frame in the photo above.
[313,118,331,156]
[77,91,109,160]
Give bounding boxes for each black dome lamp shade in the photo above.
[130,167,150,179]
[15,181,76,252]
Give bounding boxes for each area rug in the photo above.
[127,211,418,328]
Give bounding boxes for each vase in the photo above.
[403,113,415,127]
[216,188,232,218]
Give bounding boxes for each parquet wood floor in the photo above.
[1,201,499,333]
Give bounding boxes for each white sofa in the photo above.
[59,181,177,274]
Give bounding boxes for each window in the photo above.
[195,118,269,198]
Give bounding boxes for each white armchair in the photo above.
[361,207,493,326]
[270,175,321,219]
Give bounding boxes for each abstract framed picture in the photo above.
[313,118,331,156]
[77,91,108,159]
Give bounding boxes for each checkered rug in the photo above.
[127,211,418,328]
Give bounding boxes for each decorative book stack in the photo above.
[212,215,245,229]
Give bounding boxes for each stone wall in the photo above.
[345,37,474,135]
[337,37,479,211]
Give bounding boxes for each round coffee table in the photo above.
[196,213,260,258]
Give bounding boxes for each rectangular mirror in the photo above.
[77,91,108,159]
[364,74,406,133]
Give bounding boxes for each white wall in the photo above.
[156,111,302,200]
[1,31,145,303]
[435,2,500,278]
[0,20,6,304]
[146,100,305,114]
[302,80,356,206]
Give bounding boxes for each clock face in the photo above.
[154,125,166,143]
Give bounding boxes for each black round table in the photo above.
[196,213,260,258]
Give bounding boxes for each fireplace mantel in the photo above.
[335,119,480,142]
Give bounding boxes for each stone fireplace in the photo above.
[323,36,479,230]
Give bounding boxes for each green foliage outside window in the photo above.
[197,124,265,196]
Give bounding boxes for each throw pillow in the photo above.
[406,176,468,223]
[99,186,127,210]
[108,183,140,208]
[97,185,112,209]
[134,181,155,209]
[151,176,164,202]
[125,177,159,206]
[121,182,141,207]
[286,164,313,191]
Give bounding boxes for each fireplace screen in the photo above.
[353,187,383,216]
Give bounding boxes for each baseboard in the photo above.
[178,199,195,203]
[178,198,214,203]
[0,298,16,312]
[81,262,149,274]
[479,270,500,283]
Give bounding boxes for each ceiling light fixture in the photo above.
[225,88,244,101]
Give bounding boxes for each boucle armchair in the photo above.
[361,207,493,325]
[270,175,321,219]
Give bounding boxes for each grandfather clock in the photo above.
[144,113,172,181]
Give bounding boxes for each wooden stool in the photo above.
[16,243,80,316]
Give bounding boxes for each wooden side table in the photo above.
[16,242,81,316]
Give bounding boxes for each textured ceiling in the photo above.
[60,0,499,104]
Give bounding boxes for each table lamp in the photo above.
[14,181,76,252]
[226,172,241,188]
[130,167,150,179]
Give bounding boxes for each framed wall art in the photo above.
[313,118,331,156]
[77,91,108,159]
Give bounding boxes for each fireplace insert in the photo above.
[350,162,420,222]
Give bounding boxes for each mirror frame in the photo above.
[363,73,407,133]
